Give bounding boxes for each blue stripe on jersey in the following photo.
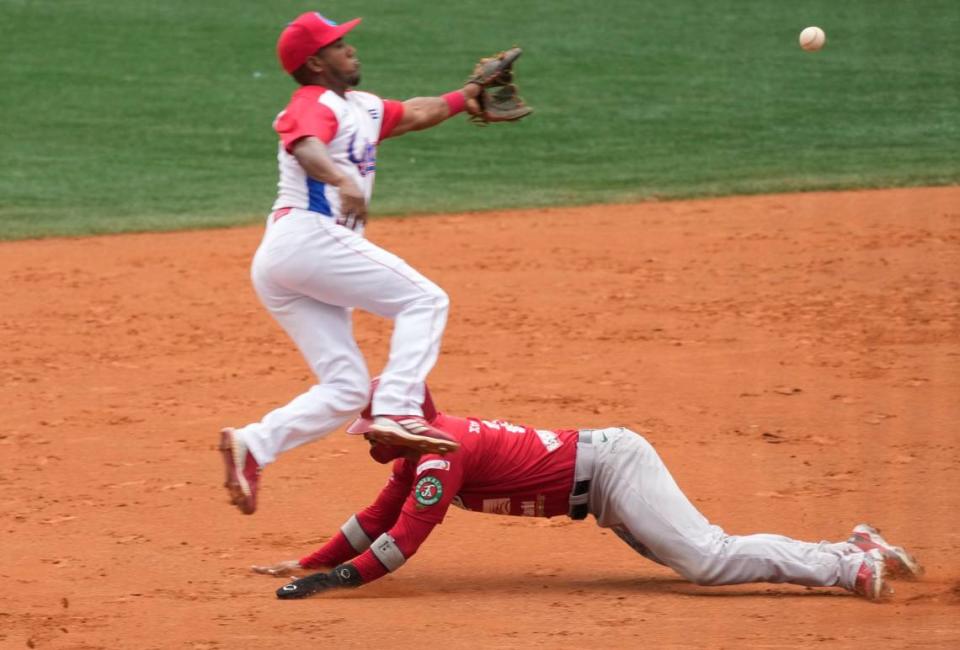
[306,178,332,215]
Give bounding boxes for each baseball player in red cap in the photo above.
[220,12,491,515]
[252,384,923,602]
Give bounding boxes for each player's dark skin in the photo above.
[289,38,483,226]
[293,38,363,92]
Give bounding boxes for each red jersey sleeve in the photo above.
[298,459,414,569]
[299,530,355,569]
[351,513,437,582]
[378,99,405,141]
[400,455,464,525]
[355,459,415,534]
[349,455,466,583]
[273,94,339,152]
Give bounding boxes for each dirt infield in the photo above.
[2,187,958,649]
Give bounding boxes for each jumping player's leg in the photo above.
[335,250,449,419]
[313,230,454,448]
[235,294,370,466]
[244,212,449,447]
[589,429,867,592]
[275,214,448,416]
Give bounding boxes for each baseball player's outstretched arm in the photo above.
[253,476,411,578]
[275,510,438,599]
[345,510,437,583]
[290,462,412,569]
[268,475,441,599]
[389,84,482,137]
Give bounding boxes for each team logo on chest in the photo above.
[347,132,377,176]
[414,476,443,506]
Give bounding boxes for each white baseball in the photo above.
[799,26,826,52]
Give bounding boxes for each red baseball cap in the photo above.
[277,12,362,74]
[346,378,438,434]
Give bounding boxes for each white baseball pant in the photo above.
[237,209,449,465]
[582,428,864,590]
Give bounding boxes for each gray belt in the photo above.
[568,430,597,520]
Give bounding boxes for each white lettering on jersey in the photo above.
[520,501,536,517]
[481,420,526,434]
[416,459,451,475]
[534,429,562,452]
[346,131,377,176]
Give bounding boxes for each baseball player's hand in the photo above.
[251,559,310,577]
[462,83,483,118]
[336,177,367,230]
[276,563,362,600]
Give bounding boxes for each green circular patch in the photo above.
[414,476,443,506]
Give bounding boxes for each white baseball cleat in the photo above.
[848,523,923,579]
[852,549,892,601]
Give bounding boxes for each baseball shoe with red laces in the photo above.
[849,523,923,579]
[366,416,460,455]
[219,428,260,515]
[852,549,891,601]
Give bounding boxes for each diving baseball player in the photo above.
[253,384,923,601]
[219,12,527,515]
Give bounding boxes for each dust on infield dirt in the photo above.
[1,187,958,649]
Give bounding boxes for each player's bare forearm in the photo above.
[292,137,347,184]
[292,137,367,220]
[392,85,481,136]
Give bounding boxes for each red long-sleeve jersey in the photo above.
[300,413,579,582]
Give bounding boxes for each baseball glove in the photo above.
[276,563,362,599]
[466,47,532,125]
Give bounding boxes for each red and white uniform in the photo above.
[302,417,871,592]
[272,86,404,227]
[301,414,579,582]
[232,87,449,467]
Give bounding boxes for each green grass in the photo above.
[1,0,958,239]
